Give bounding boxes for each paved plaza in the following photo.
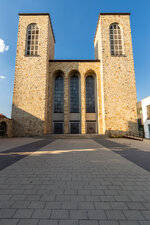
[0,137,150,225]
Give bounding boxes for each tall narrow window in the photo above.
[26,23,39,56]
[54,74,64,113]
[86,76,95,113]
[110,23,123,56]
[70,74,79,113]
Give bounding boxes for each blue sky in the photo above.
[0,0,150,117]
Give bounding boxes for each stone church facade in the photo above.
[11,13,138,136]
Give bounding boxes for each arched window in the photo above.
[110,23,123,56]
[70,74,79,113]
[54,73,64,113]
[86,76,95,113]
[26,23,39,56]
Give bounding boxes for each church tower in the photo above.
[94,13,138,136]
[12,13,55,136]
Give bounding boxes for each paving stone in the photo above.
[56,195,70,201]
[0,219,19,225]
[85,196,100,201]
[51,210,69,219]
[70,210,87,219]
[141,210,150,220]
[94,202,111,210]
[0,200,14,208]
[87,210,106,219]
[110,202,128,209]
[70,196,85,201]
[79,220,99,225]
[0,195,11,201]
[17,219,39,225]
[91,190,104,195]
[64,190,77,195]
[78,202,94,209]
[142,203,150,209]
[78,190,90,195]
[119,222,140,225]
[0,209,16,218]
[126,202,145,209]
[28,201,45,209]
[39,219,59,225]
[10,195,26,201]
[62,201,77,209]
[104,190,118,195]
[105,210,125,220]
[59,220,78,225]
[41,195,56,201]
[123,210,145,220]
[11,200,30,209]
[25,195,41,201]
[129,196,145,202]
[45,202,61,209]
[139,222,150,225]
[11,189,24,194]
[99,221,119,225]
[100,196,115,202]
[114,196,131,202]
[32,209,51,219]
[13,209,33,218]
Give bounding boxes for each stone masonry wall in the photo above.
[94,14,138,136]
[46,61,104,134]
[12,14,55,136]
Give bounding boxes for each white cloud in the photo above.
[0,76,6,79]
[0,39,9,53]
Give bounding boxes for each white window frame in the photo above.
[25,23,39,56]
[109,23,124,56]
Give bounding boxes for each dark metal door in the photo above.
[70,123,80,134]
[87,122,96,134]
[54,123,63,134]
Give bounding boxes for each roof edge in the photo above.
[18,13,50,16]
[49,60,100,62]
[94,13,131,43]
[100,13,130,15]
[18,13,56,43]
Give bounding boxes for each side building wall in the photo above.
[12,14,55,136]
[94,13,138,136]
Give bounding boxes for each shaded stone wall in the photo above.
[94,14,138,136]
[12,14,55,136]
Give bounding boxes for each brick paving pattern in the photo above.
[0,138,150,225]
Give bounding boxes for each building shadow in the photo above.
[94,138,150,172]
[0,139,54,171]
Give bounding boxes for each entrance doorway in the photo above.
[0,122,7,136]
[53,122,64,134]
[70,122,80,134]
[86,122,96,134]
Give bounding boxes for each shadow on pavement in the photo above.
[0,139,54,171]
[94,138,150,172]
